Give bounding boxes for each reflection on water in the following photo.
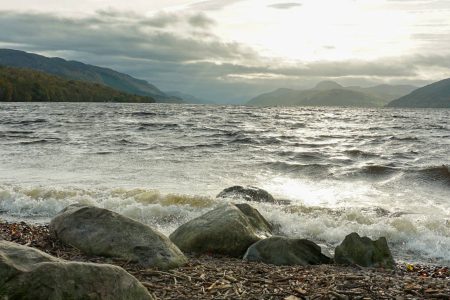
[0,102,449,264]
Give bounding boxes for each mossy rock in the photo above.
[244,236,332,266]
[50,204,187,270]
[334,232,395,269]
[0,241,152,300]
[170,203,272,257]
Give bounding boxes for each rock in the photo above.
[169,203,272,257]
[0,240,152,300]
[243,236,331,266]
[50,204,187,270]
[334,232,395,269]
[217,186,283,204]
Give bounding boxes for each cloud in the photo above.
[188,0,246,11]
[268,2,302,9]
[0,9,448,102]
[188,13,216,28]
[0,10,256,63]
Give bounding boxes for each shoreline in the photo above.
[1,221,448,299]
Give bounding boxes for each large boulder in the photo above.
[334,232,395,269]
[0,241,152,300]
[169,203,272,257]
[50,204,187,270]
[243,236,331,266]
[217,186,285,204]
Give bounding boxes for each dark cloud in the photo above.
[0,9,446,103]
[0,10,256,63]
[188,13,216,28]
[268,2,302,9]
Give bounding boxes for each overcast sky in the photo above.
[0,0,449,102]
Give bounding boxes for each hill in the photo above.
[0,66,155,103]
[348,84,417,101]
[0,49,180,103]
[248,81,416,107]
[387,78,450,108]
[313,80,343,90]
[165,91,213,104]
[248,84,384,107]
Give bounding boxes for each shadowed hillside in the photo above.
[248,81,416,107]
[387,78,450,108]
[0,66,155,103]
[0,49,181,103]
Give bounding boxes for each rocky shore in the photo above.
[1,221,448,299]
[0,187,449,299]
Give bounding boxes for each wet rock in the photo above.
[50,204,187,270]
[217,186,290,204]
[170,203,272,257]
[243,236,332,266]
[0,240,152,300]
[334,232,395,269]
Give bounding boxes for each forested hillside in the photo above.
[0,49,180,102]
[0,66,155,103]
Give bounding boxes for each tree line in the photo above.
[0,66,155,103]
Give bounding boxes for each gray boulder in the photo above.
[0,241,152,300]
[334,232,395,269]
[217,186,288,204]
[50,204,187,270]
[243,236,331,266]
[169,203,272,257]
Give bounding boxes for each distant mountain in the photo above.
[313,80,343,90]
[0,66,155,103]
[164,91,213,104]
[248,81,417,107]
[348,84,417,101]
[387,78,450,108]
[248,87,383,107]
[0,49,181,103]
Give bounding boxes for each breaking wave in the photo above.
[0,184,449,265]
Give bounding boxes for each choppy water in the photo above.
[0,102,449,264]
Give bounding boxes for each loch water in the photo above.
[0,102,449,264]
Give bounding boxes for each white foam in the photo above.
[1,184,449,264]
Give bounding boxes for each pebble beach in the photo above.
[1,221,448,299]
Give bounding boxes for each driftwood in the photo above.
[1,221,449,299]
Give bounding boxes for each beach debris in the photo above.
[1,221,449,299]
[334,232,395,269]
[170,203,272,257]
[50,204,187,270]
[244,236,332,266]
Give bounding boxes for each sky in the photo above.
[0,0,449,102]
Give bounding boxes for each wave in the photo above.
[17,138,63,145]
[1,184,449,264]
[389,136,419,141]
[289,122,306,129]
[413,165,450,186]
[358,165,400,177]
[137,123,181,131]
[1,119,48,125]
[114,139,149,146]
[265,161,333,176]
[343,149,379,158]
[172,143,226,150]
[0,186,218,235]
[129,112,158,117]
[277,151,326,162]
